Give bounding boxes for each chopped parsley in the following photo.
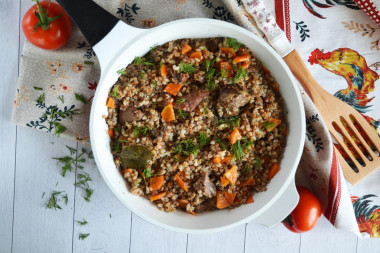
[139,71,146,80]
[217,116,241,128]
[174,139,200,157]
[112,85,119,97]
[84,188,94,202]
[198,132,210,148]
[227,38,242,51]
[133,56,154,66]
[152,80,157,90]
[177,109,189,119]
[78,233,90,240]
[76,219,88,226]
[75,93,88,104]
[234,67,247,83]
[133,126,151,137]
[117,68,126,75]
[179,62,196,74]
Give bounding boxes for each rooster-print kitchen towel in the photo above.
[12,0,380,237]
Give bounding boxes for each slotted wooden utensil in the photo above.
[283,50,380,185]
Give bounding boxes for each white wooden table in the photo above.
[1,1,380,252]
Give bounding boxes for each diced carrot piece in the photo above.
[230,128,242,144]
[241,61,251,69]
[220,176,229,187]
[216,191,231,209]
[240,178,255,187]
[265,118,281,132]
[108,128,114,139]
[220,47,236,56]
[160,64,169,77]
[106,97,115,108]
[175,174,188,192]
[189,51,202,60]
[233,54,251,64]
[150,191,167,201]
[224,165,238,185]
[224,191,236,204]
[164,83,183,96]
[262,66,271,74]
[181,43,192,55]
[245,195,254,204]
[178,199,189,208]
[268,162,279,180]
[187,210,197,216]
[150,175,165,191]
[220,62,234,77]
[213,157,222,164]
[221,156,233,164]
[179,171,187,181]
[161,104,175,122]
[272,82,280,93]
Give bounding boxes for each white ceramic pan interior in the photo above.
[57,0,305,233]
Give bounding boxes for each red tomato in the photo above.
[283,186,322,233]
[22,1,72,50]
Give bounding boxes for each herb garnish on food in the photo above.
[198,132,210,148]
[214,136,228,150]
[174,139,200,156]
[179,62,196,74]
[177,109,189,119]
[112,85,119,97]
[117,68,126,75]
[217,116,241,128]
[143,167,152,179]
[227,38,242,51]
[234,67,247,83]
[176,97,186,105]
[231,138,255,160]
[133,56,154,66]
[133,126,151,137]
[205,59,216,90]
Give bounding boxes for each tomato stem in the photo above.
[33,0,63,31]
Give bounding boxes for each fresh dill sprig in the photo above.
[84,188,94,202]
[142,168,152,179]
[177,109,189,119]
[53,122,66,136]
[117,68,126,75]
[214,136,228,150]
[231,138,255,161]
[46,191,65,210]
[133,126,151,138]
[75,172,92,188]
[174,138,200,156]
[134,56,154,66]
[52,146,92,177]
[198,132,210,148]
[176,97,186,105]
[205,59,216,90]
[75,93,88,104]
[227,38,242,51]
[179,62,196,74]
[217,116,241,128]
[234,67,248,83]
[112,85,119,97]
[76,218,88,226]
[78,233,90,240]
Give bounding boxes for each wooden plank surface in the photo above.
[0,0,376,252]
[0,0,19,252]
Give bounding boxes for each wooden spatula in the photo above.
[284,50,380,185]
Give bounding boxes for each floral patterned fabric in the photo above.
[13,0,380,237]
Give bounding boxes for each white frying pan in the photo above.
[57,0,305,233]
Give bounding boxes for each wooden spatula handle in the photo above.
[283,50,325,101]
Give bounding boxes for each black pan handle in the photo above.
[56,0,119,47]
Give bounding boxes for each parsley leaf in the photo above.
[75,93,88,104]
[204,59,216,90]
[179,62,196,74]
[217,116,241,128]
[227,38,242,51]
